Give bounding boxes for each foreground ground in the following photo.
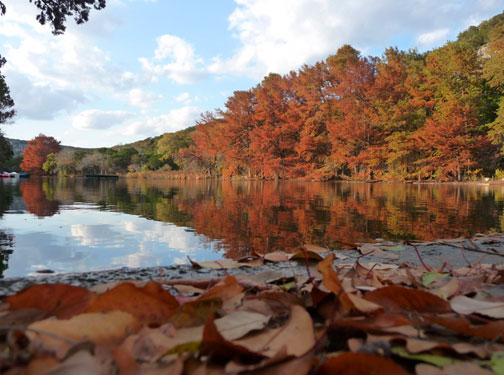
[0,234,503,374]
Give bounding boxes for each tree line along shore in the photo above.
[3,12,504,182]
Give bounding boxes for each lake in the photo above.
[1,177,503,278]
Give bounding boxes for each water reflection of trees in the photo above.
[31,178,504,259]
[20,179,61,217]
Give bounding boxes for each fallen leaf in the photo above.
[44,350,113,375]
[315,352,406,375]
[304,244,328,252]
[358,244,400,260]
[316,253,355,313]
[172,285,205,295]
[416,362,495,375]
[364,285,452,314]
[86,281,179,326]
[215,311,270,340]
[430,316,504,343]
[199,315,267,362]
[392,346,454,367]
[432,277,459,300]
[89,280,148,294]
[422,272,449,287]
[6,284,94,319]
[120,324,203,362]
[450,295,504,319]
[25,356,59,375]
[227,351,315,375]
[27,311,138,358]
[233,305,315,358]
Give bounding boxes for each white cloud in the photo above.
[210,0,504,79]
[0,1,139,94]
[175,92,191,104]
[122,106,199,136]
[416,29,450,49]
[73,109,131,130]
[127,88,163,108]
[140,34,207,84]
[6,71,88,120]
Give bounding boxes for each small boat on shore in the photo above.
[19,173,30,178]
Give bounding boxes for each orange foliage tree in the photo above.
[21,134,61,174]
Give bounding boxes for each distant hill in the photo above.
[7,138,92,157]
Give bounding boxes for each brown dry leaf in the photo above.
[112,346,139,375]
[290,249,324,261]
[262,250,291,262]
[416,362,495,375]
[0,308,47,327]
[173,285,205,295]
[25,357,60,375]
[136,355,185,375]
[432,277,459,300]
[227,351,315,375]
[450,295,504,318]
[215,311,270,341]
[331,314,412,334]
[404,337,497,358]
[304,244,328,252]
[86,281,179,326]
[27,311,138,358]
[6,284,94,319]
[89,280,148,294]
[358,244,400,260]
[316,254,355,313]
[233,305,315,358]
[197,275,244,302]
[120,324,203,362]
[315,352,406,375]
[430,316,504,342]
[347,294,383,314]
[364,285,452,314]
[199,315,267,362]
[44,350,113,375]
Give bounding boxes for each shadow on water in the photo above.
[2,177,504,276]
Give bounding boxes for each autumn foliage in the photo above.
[20,134,61,174]
[174,14,504,181]
[2,250,504,374]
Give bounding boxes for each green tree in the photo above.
[42,153,57,175]
[0,56,15,167]
[0,0,106,35]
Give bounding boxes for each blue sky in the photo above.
[0,0,503,148]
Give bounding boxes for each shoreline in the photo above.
[2,233,503,296]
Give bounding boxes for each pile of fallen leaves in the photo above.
[1,251,504,375]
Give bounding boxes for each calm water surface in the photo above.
[1,177,504,278]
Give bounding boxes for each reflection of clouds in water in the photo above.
[71,224,124,246]
[6,232,87,277]
[3,206,222,277]
[121,220,201,252]
[111,243,159,268]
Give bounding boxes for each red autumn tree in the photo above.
[219,90,257,178]
[249,73,302,179]
[325,45,377,178]
[21,134,61,174]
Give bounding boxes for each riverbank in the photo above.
[2,233,503,296]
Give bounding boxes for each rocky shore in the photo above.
[1,233,503,296]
